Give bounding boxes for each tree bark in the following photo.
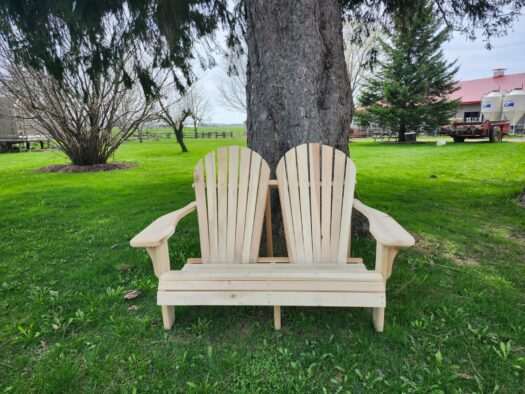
[245,0,365,249]
[245,0,352,171]
[174,126,188,152]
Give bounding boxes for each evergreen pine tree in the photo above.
[358,1,460,141]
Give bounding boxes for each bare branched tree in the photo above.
[216,51,247,113]
[0,17,158,166]
[343,23,382,111]
[187,84,211,136]
[158,93,192,153]
[157,81,210,152]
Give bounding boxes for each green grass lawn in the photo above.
[1,139,524,392]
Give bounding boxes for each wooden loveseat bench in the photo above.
[130,144,415,332]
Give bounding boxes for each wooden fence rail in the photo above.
[134,131,236,141]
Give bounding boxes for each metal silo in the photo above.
[481,91,503,121]
[503,88,525,132]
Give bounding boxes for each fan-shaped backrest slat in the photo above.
[226,146,239,262]
[276,158,297,261]
[321,145,333,261]
[217,147,229,262]
[309,143,322,262]
[276,143,356,264]
[297,144,313,262]
[205,152,218,260]
[194,161,210,261]
[234,148,252,262]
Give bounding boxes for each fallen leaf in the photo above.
[459,372,473,380]
[124,289,140,300]
[35,340,48,355]
[51,324,60,331]
[128,305,138,313]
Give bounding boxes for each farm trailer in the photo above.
[448,119,510,143]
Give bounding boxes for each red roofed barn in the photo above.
[450,69,525,130]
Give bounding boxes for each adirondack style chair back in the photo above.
[193,146,271,263]
[276,143,357,264]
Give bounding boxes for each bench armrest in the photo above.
[353,199,415,248]
[130,201,197,248]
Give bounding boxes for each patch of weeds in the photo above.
[187,318,211,336]
[493,340,512,360]
[105,285,125,298]
[16,322,41,345]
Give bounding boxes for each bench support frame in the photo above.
[131,178,414,332]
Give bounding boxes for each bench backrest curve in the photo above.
[276,143,356,264]
[193,146,271,263]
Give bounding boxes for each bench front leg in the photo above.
[373,243,400,332]
[131,203,197,330]
[146,241,175,329]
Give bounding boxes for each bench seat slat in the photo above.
[160,264,383,282]
[157,291,386,307]
[159,280,384,292]
[181,262,368,272]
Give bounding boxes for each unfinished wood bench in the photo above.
[130,144,415,331]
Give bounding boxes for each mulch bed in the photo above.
[38,162,136,173]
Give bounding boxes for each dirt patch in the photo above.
[414,234,480,266]
[445,254,479,266]
[38,162,136,173]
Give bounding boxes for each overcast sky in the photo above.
[202,17,525,125]
[443,16,525,81]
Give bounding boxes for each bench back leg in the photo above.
[274,305,281,330]
[162,305,175,330]
[373,307,384,332]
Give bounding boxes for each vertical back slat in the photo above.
[193,160,210,262]
[337,159,356,263]
[276,160,296,262]
[217,147,228,263]
[285,148,305,263]
[226,146,239,262]
[205,152,218,262]
[249,161,270,262]
[329,150,347,262]
[309,144,322,263]
[321,145,333,262]
[242,153,262,261]
[296,144,313,263]
[234,148,251,262]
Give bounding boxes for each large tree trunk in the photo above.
[245,0,363,250]
[245,0,352,171]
